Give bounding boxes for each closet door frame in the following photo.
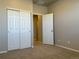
[6,8,33,51]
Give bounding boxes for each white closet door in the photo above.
[8,10,20,50]
[20,11,32,49]
[42,14,54,45]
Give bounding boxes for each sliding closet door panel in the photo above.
[8,10,20,50]
[20,11,32,49]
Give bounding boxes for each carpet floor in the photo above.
[0,45,79,59]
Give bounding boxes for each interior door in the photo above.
[20,11,32,49]
[8,10,20,50]
[42,14,54,45]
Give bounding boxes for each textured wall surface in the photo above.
[33,4,48,15]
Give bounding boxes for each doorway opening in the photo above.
[33,15,42,46]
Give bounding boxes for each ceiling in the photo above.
[33,0,57,6]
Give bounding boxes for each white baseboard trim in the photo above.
[0,51,7,54]
[56,44,79,53]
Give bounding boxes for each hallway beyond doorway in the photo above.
[33,15,42,46]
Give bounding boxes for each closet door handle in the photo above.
[51,30,53,32]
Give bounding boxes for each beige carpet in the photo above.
[0,45,79,59]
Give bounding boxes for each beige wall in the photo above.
[48,0,79,50]
[33,4,48,15]
[38,15,42,42]
[0,0,8,52]
[33,15,38,40]
[6,0,33,12]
